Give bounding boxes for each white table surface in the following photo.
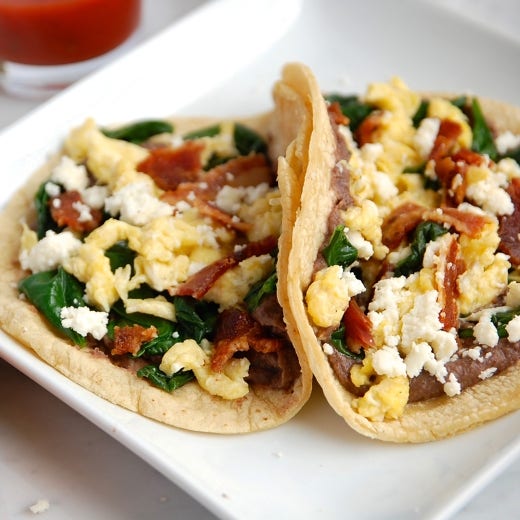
[0,1,519,519]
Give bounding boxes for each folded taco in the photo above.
[0,108,312,433]
[274,62,520,442]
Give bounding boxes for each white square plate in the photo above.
[1,1,519,518]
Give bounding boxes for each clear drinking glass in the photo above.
[0,0,142,99]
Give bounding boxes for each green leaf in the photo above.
[18,268,87,346]
[322,225,358,268]
[471,98,498,161]
[330,325,365,360]
[325,94,374,132]
[233,123,267,156]
[450,95,468,110]
[171,296,218,343]
[245,270,278,313]
[102,120,174,144]
[35,181,61,239]
[182,124,221,140]
[499,146,520,164]
[104,241,137,273]
[394,221,448,277]
[412,100,429,128]
[137,365,194,392]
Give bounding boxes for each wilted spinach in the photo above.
[102,120,174,144]
[137,365,194,392]
[324,94,374,132]
[322,225,358,268]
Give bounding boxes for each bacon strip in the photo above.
[137,140,204,191]
[191,198,252,233]
[436,236,464,331]
[111,324,158,356]
[210,308,283,372]
[355,112,383,146]
[49,190,103,233]
[429,119,462,163]
[343,299,374,353]
[383,202,490,249]
[173,235,278,299]
[382,202,425,249]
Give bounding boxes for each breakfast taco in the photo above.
[0,108,312,433]
[274,62,520,442]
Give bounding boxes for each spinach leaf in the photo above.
[233,123,267,156]
[18,268,87,346]
[491,308,520,338]
[394,221,448,277]
[245,270,277,313]
[137,365,194,392]
[183,124,221,140]
[171,296,218,343]
[451,95,468,110]
[105,241,137,273]
[102,120,174,144]
[35,181,61,239]
[471,98,498,161]
[330,325,365,360]
[459,307,520,340]
[325,94,374,132]
[322,225,358,268]
[183,123,267,157]
[412,100,429,128]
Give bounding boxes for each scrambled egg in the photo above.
[160,339,250,400]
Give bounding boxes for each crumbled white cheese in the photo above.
[479,367,497,380]
[44,181,61,197]
[72,200,93,222]
[505,314,520,342]
[414,117,440,159]
[105,180,172,226]
[462,346,483,361]
[473,312,499,347]
[50,155,89,192]
[372,345,407,377]
[215,183,270,213]
[443,372,461,396]
[20,230,82,273]
[495,130,520,155]
[404,341,435,378]
[81,185,109,209]
[60,306,108,340]
[346,228,374,260]
[465,169,513,216]
[29,498,50,514]
[322,342,334,355]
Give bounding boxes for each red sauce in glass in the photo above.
[0,0,141,65]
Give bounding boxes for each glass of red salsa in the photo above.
[0,0,141,98]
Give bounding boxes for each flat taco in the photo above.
[275,62,520,442]
[0,109,312,433]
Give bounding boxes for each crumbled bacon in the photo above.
[111,324,158,356]
[382,202,490,250]
[343,299,374,353]
[382,201,425,249]
[436,235,464,331]
[355,112,383,146]
[137,140,204,191]
[210,308,283,372]
[173,235,278,299]
[429,119,462,163]
[49,190,103,233]
[425,206,490,238]
[327,101,349,126]
[191,198,252,232]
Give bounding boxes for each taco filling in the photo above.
[313,78,520,420]
[275,62,520,441]
[1,113,311,433]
